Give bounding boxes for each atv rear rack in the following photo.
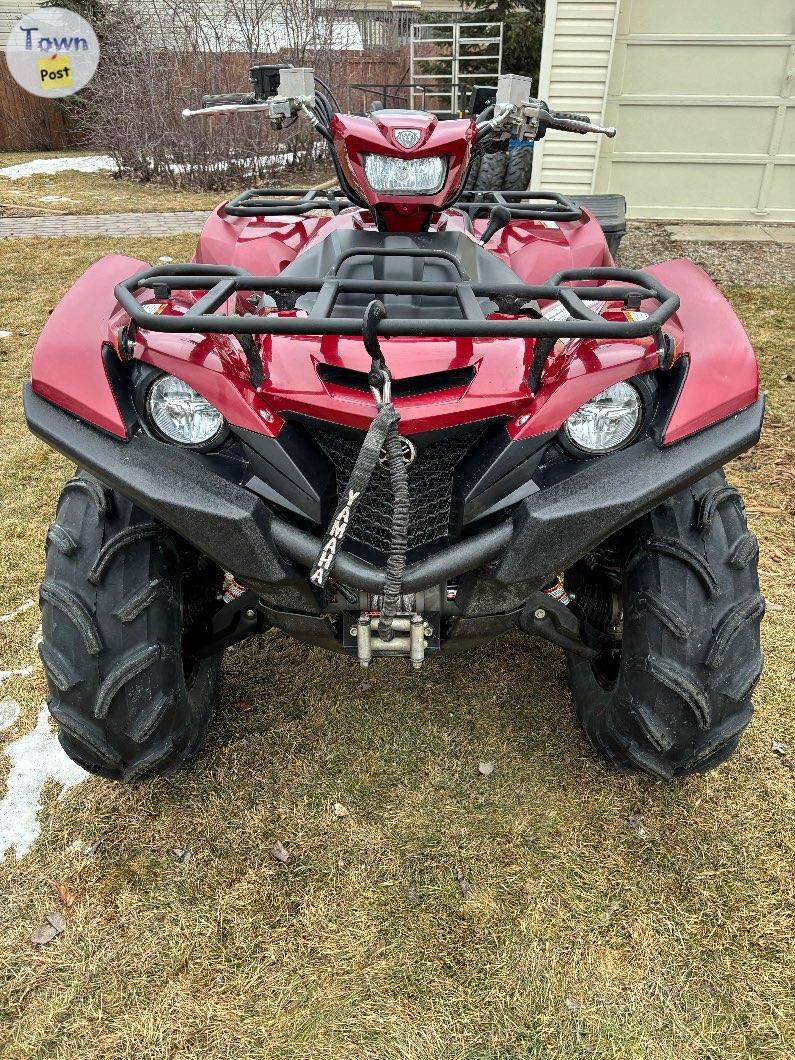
[221,185,584,224]
[456,190,582,222]
[224,187,354,217]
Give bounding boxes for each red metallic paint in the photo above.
[476,206,614,274]
[29,207,758,452]
[330,111,475,231]
[196,204,613,296]
[106,298,283,438]
[194,205,333,275]
[646,260,759,444]
[30,254,143,439]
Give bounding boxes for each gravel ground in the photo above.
[618,221,794,286]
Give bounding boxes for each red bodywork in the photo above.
[331,111,474,232]
[31,204,758,447]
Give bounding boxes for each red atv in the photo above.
[25,69,765,783]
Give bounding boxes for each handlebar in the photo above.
[474,99,616,143]
[185,76,617,146]
[182,100,274,118]
[201,92,256,107]
[544,110,616,137]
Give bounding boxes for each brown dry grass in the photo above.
[0,152,333,216]
[0,234,793,1059]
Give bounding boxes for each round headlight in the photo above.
[563,381,642,454]
[146,375,225,447]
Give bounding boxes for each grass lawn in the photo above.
[0,152,333,216]
[0,234,793,1059]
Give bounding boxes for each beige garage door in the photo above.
[593,0,794,220]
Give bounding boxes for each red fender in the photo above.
[645,260,759,444]
[30,254,146,438]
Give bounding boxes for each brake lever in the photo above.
[182,102,273,118]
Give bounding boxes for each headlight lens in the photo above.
[564,381,642,454]
[146,375,224,446]
[362,153,447,194]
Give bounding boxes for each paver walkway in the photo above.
[0,210,210,239]
[2,211,794,245]
[667,223,795,244]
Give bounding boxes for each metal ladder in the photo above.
[409,20,503,116]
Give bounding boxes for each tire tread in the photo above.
[566,470,763,779]
[39,471,222,782]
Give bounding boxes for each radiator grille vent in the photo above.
[310,427,480,553]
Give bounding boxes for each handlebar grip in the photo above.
[553,111,590,125]
[544,112,594,134]
[201,92,257,107]
[542,109,616,137]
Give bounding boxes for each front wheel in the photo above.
[40,472,224,782]
[565,471,764,779]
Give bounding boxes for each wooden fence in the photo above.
[0,48,407,153]
[0,65,84,151]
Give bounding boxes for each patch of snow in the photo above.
[0,702,88,859]
[31,625,43,652]
[0,155,116,180]
[0,599,34,623]
[0,698,20,732]
[0,665,34,688]
[40,195,77,203]
[0,332,11,340]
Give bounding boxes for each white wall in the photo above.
[534,0,795,221]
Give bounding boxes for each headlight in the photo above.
[146,374,225,447]
[362,154,447,194]
[563,381,642,454]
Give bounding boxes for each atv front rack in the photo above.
[116,261,679,390]
[117,262,677,337]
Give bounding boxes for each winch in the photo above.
[341,591,440,669]
[352,612,428,669]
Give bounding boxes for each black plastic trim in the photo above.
[493,396,766,588]
[317,363,475,397]
[24,385,764,597]
[24,384,293,589]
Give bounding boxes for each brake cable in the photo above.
[309,300,409,642]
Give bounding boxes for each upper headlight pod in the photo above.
[362,154,447,195]
[146,374,225,448]
[563,381,643,454]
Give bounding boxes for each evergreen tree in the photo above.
[462,0,544,85]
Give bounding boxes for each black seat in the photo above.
[280,229,522,319]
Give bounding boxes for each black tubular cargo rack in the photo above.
[221,186,584,223]
[224,187,355,217]
[115,259,680,391]
[455,190,582,221]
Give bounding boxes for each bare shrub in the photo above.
[79,0,398,189]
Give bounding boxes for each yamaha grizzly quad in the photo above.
[24,69,765,783]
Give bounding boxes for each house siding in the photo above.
[533,0,795,221]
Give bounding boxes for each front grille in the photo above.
[317,363,476,398]
[311,427,480,553]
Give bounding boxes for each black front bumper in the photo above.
[24,384,764,594]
